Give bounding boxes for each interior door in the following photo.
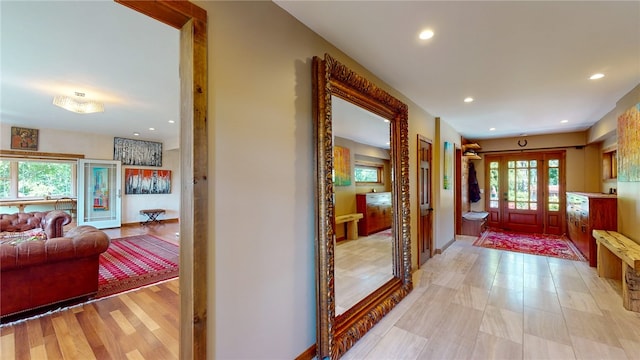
[485,151,564,234]
[418,136,433,265]
[77,159,122,229]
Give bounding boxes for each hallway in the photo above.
[342,236,640,359]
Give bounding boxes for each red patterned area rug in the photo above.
[97,234,179,298]
[473,228,585,261]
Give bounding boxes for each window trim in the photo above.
[0,151,83,200]
[354,161,384,185]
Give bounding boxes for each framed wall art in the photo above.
[125,168,171,194]
[10,127,39,151]
[333,145,351,186]
[618,102,640,182]
[113,137,162,167]
[443,141,453,189]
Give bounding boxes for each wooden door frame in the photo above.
[115,1,208,358]
[455,146,462,235]
[417,135,434,264]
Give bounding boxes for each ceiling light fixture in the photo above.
[561,119,569,123]
[133,132,140,136]
[149,127,155,131]
[464,97,474,103]
[53,92,104,114]
[489,127,496,131]
[419,29,434,40]
[589,73,605,80]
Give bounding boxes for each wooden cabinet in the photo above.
[566,192,617,267]
[356,192,392,236]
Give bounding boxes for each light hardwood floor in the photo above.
[342,235,640,360]
[0,221,180,360]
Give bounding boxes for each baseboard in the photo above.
[295,344,316,360]
[435,237,456,254]
[121,218,179,227]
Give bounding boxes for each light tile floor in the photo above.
[342,235,640,359]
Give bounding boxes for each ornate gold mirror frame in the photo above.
[313,54,412,359]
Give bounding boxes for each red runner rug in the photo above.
[97,234,179,298]
[473,228,585,261]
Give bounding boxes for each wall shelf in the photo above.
[462,143,481,159]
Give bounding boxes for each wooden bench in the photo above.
[140,209,165,226]
[593,230,640,312]
[335,213,364,240]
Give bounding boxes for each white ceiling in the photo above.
[276,1,640,140]
[2,1,639,148]
[1,1,180,148]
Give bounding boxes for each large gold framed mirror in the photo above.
[313,54,412,359]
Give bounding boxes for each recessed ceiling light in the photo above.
[489,127,496,131]
[149,127,155,131]
[464,97,474,103]
[133,132,140,136]
[168,120,175,124]
[419,29,434,40]
[590,73,605,80]
[560,119,569,123]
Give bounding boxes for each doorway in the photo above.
[115,1,208,358]
[485,151,565,234]
[417,135,433,265]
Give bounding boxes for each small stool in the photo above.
[140,209,165,225]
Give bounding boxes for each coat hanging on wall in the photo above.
[469,162,481,203]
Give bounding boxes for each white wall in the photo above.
[201,1,453,358]
[435,118,460,251]
[0,124,180,223]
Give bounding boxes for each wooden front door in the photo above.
[485,151,565,234]
[418,136,433,265]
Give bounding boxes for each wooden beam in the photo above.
[0,150,84,160]
[115,0,206,29]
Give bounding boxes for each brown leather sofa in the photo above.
[0,210,71,238]
[1,225,110,318]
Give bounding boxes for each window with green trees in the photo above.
[354,164,383,183]
[0,159,75,199]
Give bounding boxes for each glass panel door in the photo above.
[485,151,565,234]
[77,159,121,229]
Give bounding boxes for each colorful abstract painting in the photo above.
[125,169,172,194]
[618,103,640,182]
[443,141,453,189]
[92,167,110,211]
[334,146,351,186]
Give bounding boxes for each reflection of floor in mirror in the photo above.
[335,229,393,315]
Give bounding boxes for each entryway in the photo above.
[484,151,565,235]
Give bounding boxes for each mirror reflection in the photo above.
[332,95,394,315]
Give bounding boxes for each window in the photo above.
[354,164,383,184]
[0,159,76,200]
[548,159,560,211]
[507,160,538,210]
[603,149,617,180]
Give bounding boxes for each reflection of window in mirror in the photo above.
[355,163,383,184]
[603,148,617,180]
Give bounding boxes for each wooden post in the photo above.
[597,241,622,279]
[623,264,640,312]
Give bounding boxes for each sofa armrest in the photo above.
[43,210,72,238]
